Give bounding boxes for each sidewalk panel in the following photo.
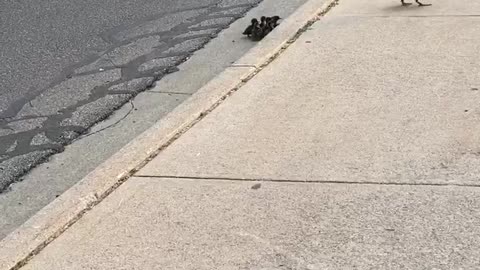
[22,177,480,269]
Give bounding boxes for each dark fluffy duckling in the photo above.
[251,22,265,41]
[270,15,281,27]
[242,18,259,37]
[262,17,273,35]
[265,16,281,32]
[259,16,267,28]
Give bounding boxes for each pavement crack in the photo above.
[133,175,480,188]
[1,115,52,124]
[72,100,135,142]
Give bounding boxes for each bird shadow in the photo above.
[381,5,415,12]
[381,3,431,13]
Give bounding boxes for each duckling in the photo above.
[250,22,265,41]
[265,16,281,32]
[259,16,267,28]
[242,18,259,37]
[262,17,273,35]
[247,16,267,40]
[270,16,281,28]
[401,0,431,6]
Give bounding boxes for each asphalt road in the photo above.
[0,0,261,191]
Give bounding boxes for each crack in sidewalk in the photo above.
[134,175,480,188]
[71,100,136,143]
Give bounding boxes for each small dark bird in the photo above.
[270,16,281,27]
[265,16,281,33]
[242,18,259,37]
[259,16,267,28]
[401,0,431,6]
[262,17,273,35]
[251,22,265,41]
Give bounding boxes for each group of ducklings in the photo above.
[242,16,281,41]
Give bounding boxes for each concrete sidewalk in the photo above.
[15,0,480,269]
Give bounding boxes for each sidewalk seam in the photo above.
[134,175,480,188]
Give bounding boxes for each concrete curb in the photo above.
[0,0,338,269]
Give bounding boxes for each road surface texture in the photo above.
[0,0,261,192]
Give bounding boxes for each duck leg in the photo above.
[401,0,412,5]
[415,0,431,6]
